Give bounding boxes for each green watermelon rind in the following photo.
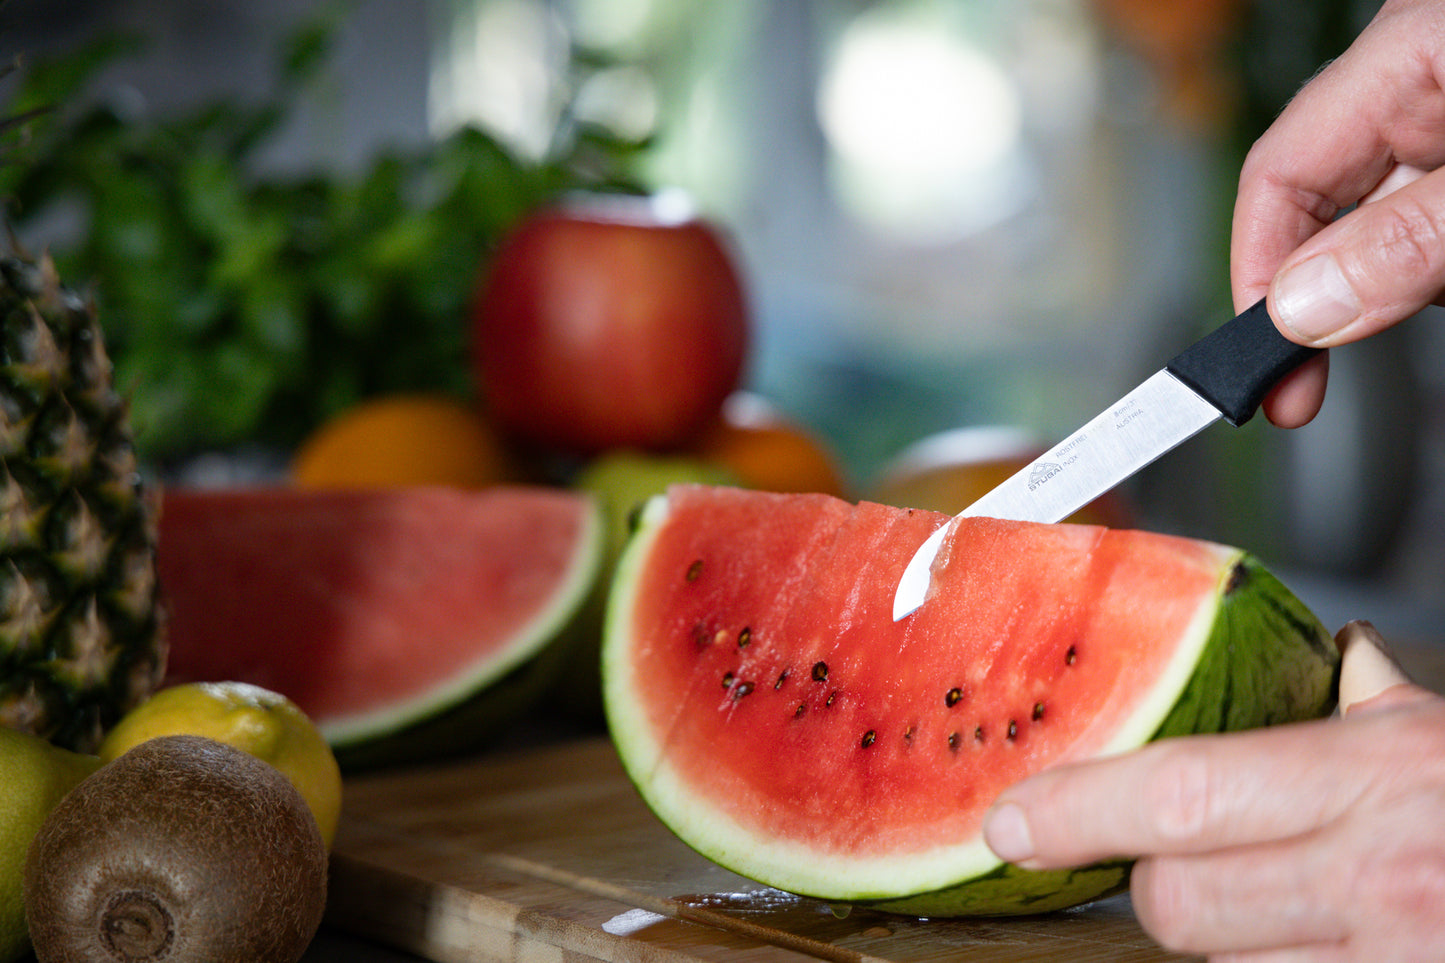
[325,493,605,756]
[870,558,1339,917]
[605,494,1339,917]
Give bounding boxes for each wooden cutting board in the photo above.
[325,640,1445,963]
[326,736,1193,963]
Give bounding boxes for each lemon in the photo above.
[0,727,98,961]
[99,682,342,848]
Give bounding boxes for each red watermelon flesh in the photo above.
[604,485,1338,914]
[159,486,600,755]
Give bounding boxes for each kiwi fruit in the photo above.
[23,734,328,963]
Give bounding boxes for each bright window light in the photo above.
[429,0,564,159]
[818,14,1027,242]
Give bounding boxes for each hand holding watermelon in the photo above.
[984,620,1445,960]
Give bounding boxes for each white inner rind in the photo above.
[1092,551,1239,757]
[605,494,1235,902]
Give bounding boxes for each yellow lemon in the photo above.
[0,727,98,961]
[99,682,342,848]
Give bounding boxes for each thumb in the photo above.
[1269,163,1445,348]
[1335,619,1420,717]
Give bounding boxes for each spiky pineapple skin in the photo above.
[0,251,165,753]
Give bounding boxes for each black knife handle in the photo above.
[1164,298,1323,427]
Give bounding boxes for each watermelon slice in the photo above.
[603,485,1339,916]
[158,486,601,768]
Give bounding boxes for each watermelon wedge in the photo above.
[603,485,1339,916]
[158,486,601,768]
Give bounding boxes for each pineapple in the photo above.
[0,251,165,753]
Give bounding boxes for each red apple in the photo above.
[471,194,750,454]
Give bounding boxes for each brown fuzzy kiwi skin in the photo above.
[22,734,328,963]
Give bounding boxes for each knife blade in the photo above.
[892,297,1321,621]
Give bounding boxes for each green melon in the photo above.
[158,485,601,768]
[603,485,1339,916]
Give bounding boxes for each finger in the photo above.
[1230,152,1340,313]
[1260,352,1329,428]
[1359,161,1430,205]
[1253,163,1425,429]
[1229,75,1393,310]
[1336,620,1416,717]
[1130,836,1348,956]
[983,722,1366,868]
[1267,164,1445,348]
[1230,4,1445,309]
[1131,721,1445,962]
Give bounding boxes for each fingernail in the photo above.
[1273,254,1360,343]
[983,802,1035,864]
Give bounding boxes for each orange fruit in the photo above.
[290,394,514,490]
[870,426,1133,527]
[688,393,849,498]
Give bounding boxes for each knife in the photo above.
[892,297,1321,621]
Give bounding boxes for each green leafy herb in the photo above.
[1,10,647,466]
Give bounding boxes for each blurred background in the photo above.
[4,0,1442,639]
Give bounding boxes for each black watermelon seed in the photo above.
[860,730,876,748]
[945,687,964,708]
[811,661,828,682]
[737,627,752,648]
[974,725,985,743]
[794,703,807,719]
[733,681,754,700]
[1032,701,1045,721]
[1065,645,1077,665]
[903,725,914,743]
[947,731,960,751]
[1007,719,1018,740]
[774,670,789,690]
[686,559,704,582]
[825,689,838,707]
[721,672,734,688]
